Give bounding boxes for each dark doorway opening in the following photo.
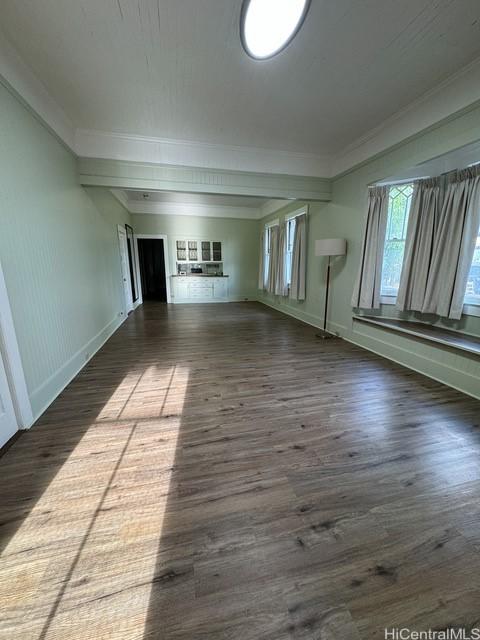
[138,239,167,302]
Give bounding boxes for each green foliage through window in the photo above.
[381,184,413,297]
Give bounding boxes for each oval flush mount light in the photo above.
[240,0,311,60]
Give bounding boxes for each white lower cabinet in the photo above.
[171,277,229,303]
[213,279,227,299]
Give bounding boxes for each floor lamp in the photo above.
[315,238,347,339]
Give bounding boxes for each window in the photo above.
[464,226,480,306]
[380,183,414,298]
[264,226,271,285]
[263,220,278,286]
[285,216,296,287]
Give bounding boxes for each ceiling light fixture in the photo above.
[240,0,311,60]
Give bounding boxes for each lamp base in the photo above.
[315,329,337,340]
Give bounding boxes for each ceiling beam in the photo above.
[78,158,333,201]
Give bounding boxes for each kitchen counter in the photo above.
[170,275,229,303]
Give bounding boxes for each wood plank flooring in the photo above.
[1,302,480,639]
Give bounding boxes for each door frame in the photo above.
[0,259,34,430]
[134,234,171,304]
[117,225,134,315]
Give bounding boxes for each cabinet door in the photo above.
[175,279,189,299]
[212,242,222,261]
[201,241,211,261]
[213,278,227,299]
[176,240,186,261]
[188,240,198,261]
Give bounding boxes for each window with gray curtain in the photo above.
[289,213,307,301]
[396,178,442,312]
[258,230,265,290]
[351,186,389,309]
[381,184,414,298]
[285,217,296,289]
[274,223,288,296]
[421,166,480,319]
[356,165,480,319]
[266,224,279,294]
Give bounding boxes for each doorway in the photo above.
[138,239,168,302]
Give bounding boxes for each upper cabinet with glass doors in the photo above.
[177,240,222,262]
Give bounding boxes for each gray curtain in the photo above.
[351,186,388,309]
[275,223,288,296]
[396,179,442,312]
[266,225,279,294]
[422,166,480,320]
[258,230,265,290]
[290,214,307,301]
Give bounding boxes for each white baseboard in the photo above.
[345,324,480,401]
[228,295,256,302]
[170,295,255,304]
[29,313,125,423]
[171,298,229,304]
[256,298,480,401]
[257,297,345,333]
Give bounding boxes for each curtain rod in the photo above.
[371,160,480,188]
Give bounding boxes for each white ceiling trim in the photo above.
[0,32,74,150]
[112,190,291,220]
[74,129,331,178]
[331,54,480,177]
[127,199,261,220]
[2,26,480,180]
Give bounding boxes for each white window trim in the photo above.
[462,303,480,318]
[265,218,279,229]
[285,205,309,221]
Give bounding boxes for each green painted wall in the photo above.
[259,104,480,399]
[132,213,259,301]
[0,81,131,420]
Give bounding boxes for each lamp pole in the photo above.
[323,255,331,334]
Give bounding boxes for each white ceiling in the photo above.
[1,1,480,176]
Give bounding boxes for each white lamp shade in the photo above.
[315,238,347,257]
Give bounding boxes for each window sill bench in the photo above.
[353,316,480,357]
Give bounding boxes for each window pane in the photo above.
[264,227,270,285]
[285,218,296,286]
[464,229,480,306]
[381,184,413,297]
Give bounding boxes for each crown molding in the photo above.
[74,128,331,178]
[0,32,75,150]
[331,54,480,177]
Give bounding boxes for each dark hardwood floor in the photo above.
[1,302,480,639]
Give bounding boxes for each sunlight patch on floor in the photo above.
[0,365,189,640]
